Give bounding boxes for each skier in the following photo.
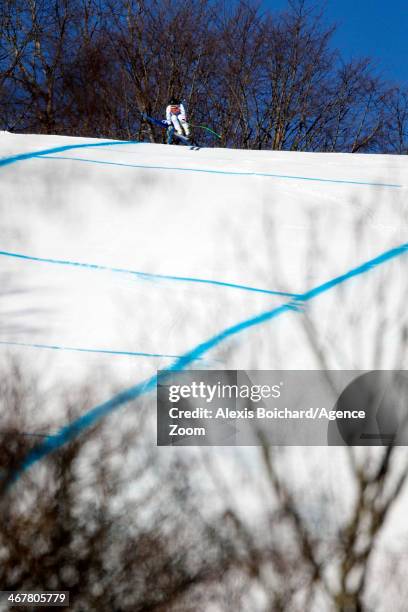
[165,97,191,143]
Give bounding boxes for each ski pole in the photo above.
[190,125,222,139]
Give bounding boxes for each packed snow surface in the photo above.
[0,132,407,427]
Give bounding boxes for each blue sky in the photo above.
[262,0,408,85]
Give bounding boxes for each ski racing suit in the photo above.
[166,103,190,138]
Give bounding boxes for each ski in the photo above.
[172,131,201,149]
[173,132,191,145]
[140,112,169,129]
[141,112,201,148]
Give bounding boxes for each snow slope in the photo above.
[0,132,407,437]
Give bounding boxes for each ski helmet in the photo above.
[169,97,180,105]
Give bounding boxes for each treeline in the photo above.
[0,0,407,152]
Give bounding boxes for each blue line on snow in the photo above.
[38,154,402,188]
[7,241,408,487]
[0,340,183,359]
[0,140,141,168]
[0,250,298,298]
